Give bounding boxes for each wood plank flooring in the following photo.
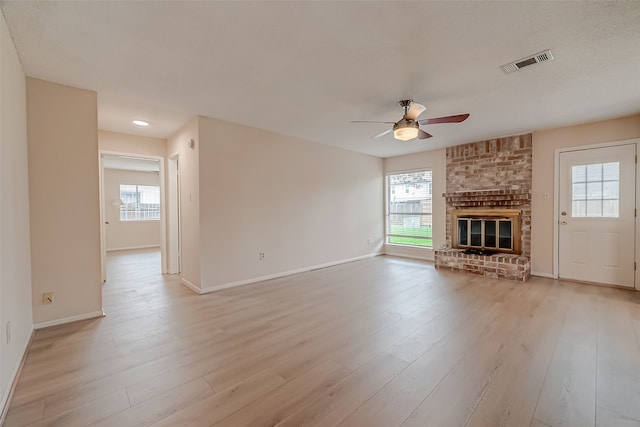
[5,249,640,426]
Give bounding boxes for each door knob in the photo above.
[560,211,566,216]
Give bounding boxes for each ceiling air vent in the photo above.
[500,49,554,74]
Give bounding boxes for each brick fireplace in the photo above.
[435,134,532,281]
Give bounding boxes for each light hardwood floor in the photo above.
[5,249,640,426]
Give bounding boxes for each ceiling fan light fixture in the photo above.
[394,127,419,141]
[352,99,469,140]
[393,120,419,141]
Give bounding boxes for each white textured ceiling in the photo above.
[2,1,639,158]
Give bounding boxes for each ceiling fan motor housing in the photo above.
[393,118,418,132]
[393,118,419,140]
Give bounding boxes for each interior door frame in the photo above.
[99,150,167,279]
[167,153,181,274]
[98,153,107,282]
[553,138,639,290]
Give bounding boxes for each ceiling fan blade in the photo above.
[418,113,470,125]
[418,129,433,139]
[371,128,393,139]
[350,120,396,124]
[406,102,426,120]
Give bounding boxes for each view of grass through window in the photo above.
[386,170,433,247]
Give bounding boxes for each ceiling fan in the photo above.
[351,100,469,141]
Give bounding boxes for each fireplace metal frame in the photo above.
[451,209,522,255]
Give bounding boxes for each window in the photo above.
[386,170,432,247]
[571,162,619,218]
[120,184,160,221]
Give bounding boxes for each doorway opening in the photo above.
[99,152,166,283]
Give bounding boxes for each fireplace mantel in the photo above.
[442,189,531,208]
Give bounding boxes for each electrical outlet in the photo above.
[367,237,372,245]
[259,251,265,260]
[43,292,54,304]
[6,321,11,345]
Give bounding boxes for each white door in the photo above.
[558,144,636,288]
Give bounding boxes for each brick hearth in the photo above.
[435,249,531,281]
[435,133,532,281]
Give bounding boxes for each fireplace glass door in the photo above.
[470,220,482,246]
[457,218,513,251]
[499,221,512,250]
[485,220,496,247]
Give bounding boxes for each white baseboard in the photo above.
[194,253,382,295]
[1,328,34,425]
[33,310,105,330]
[531,271,556,279]
[106,245,160,252]
[180,278,201,295]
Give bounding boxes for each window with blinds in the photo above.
[386,170,433,247]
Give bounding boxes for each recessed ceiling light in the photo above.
[133,120,149,127]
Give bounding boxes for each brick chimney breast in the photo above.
[437,134,532,281]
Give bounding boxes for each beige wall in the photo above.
[0,12,33,412]
[27,78,102,325]
[103,169,161,251]
[197,116,383,291]
[166,117,200,289]
[99,129,166,158]
[383,149,446,261]
[531,114,640,276]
